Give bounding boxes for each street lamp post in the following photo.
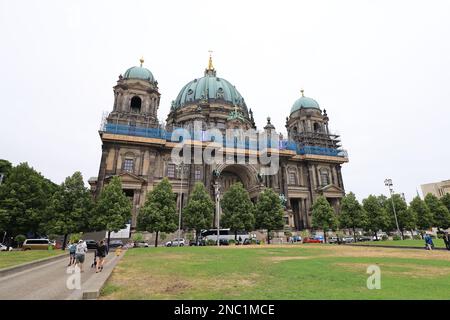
[176,162,186,247]
[384,178,403,240]
[214,181,220,247]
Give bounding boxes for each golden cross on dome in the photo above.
[140,57,144,67]
[208,50,214,71]
[300,89,304,97]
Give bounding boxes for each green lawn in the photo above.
[354,239,446,248]
[101,244,450,300]
[0,250,66,269]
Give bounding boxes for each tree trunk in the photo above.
[267,230,271,245]
[5,231,10,250]
[235,231,238,242]
[62,233,68,250]
[107,230,111,248]
[374,231,378,241]
[323,230,327,244]
[353,227,357,243]
[400,229,404,239]
[155,231,159,248]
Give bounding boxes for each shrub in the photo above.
[14,234,26,247]
[160,233,167,241]
[413,234,422,240]
[251,239,259,245]
[284,231,292,237]
[381,235,388,241]
[393,235,402,241]
[206,239,216,246]
[132,233,144,242]
[69,233,82,243]
[228,239,236,245]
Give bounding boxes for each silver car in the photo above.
[165,238,185,247]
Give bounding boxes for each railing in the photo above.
[103,123,348,158]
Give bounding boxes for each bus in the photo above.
[200,228,250,243]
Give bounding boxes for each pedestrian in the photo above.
[68,241,77,266]
[425,234,434,251]
[443,232,450,251]
[75,239,88,272]
[96,240,107,273]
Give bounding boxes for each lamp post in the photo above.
[384,178,402,240]
[176,162,187,247]
[214,181,220,247]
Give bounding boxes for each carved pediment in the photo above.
[105,172,145,184]
[317,184,344,194]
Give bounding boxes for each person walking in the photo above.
[443,232,450,251]
[425,234,434,251]
[75,239,88,272]
[67,241,77,266]
[96,240,107,273]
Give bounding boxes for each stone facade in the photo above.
[89,58,349,231]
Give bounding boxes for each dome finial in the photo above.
[207,50,214,71]
[140,57,144,67]
[301,88,304,97]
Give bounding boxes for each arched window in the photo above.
[123,158,134,173]
[130,96,142,113]
[313,122,321,133]
[320,169,330,186]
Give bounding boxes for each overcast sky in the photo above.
[1,0,449,202]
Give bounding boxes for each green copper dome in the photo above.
[123,66,155,82]
[172,64,247,110]
[290,91,320,114]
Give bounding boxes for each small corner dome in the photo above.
[290,93,320,114]
[123,66,155,82]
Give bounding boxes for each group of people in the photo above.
[424,232,450,251]
[67,239,108,273]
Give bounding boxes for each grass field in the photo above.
[354,239,446,248]
[0,250,65,269]
[100,244,450,300]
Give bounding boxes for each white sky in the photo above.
[1,0,449,202]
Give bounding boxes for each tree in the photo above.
[363,195,390,240]
[255,188,284,244]
[221,182,255,242]
[425,193,450,230]
[339,192,367,242]
[183,182,214,242]
[0,159,12,183]
[137,178,177,247]
[93,176,132,246]
[311,196,338,243]
[0,163,56,245]
[441,193,450,213]
[410,196,433,236]
[43,172,94,250]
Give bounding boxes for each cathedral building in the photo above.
[89,56,349,232]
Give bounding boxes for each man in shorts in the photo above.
[75,239,88,272]
[68,241,77,266]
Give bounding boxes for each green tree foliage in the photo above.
[131,232,144,242]
[362,195,390,239]
[311,196,338,243]
[425,193,450,230]
[0,163,56,240]
[137,178,177,247]
[440,193,450,213]
[93,176,132,246]
[339,192,367,242]
[221,182,255,241]
[255,188,285,244]
[43,172,93,249]
[0,159,12,183]
[183,182,214,241]
[410,196,433,233]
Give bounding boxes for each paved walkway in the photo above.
[0,251,118,300]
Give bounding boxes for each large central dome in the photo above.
[172,57,247,111]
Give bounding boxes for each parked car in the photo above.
[0,243,12,251]
[243,238,260,245]
[303,237,322,243]
[291,235,302,242]
[166,238,186,247]
[22,239,55,250]
[329,236,339,244]
[134,241,149,248]
[357,236,372,242]
[341,236,355,243]
[84,240,98,250]
[109,240,124,248]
